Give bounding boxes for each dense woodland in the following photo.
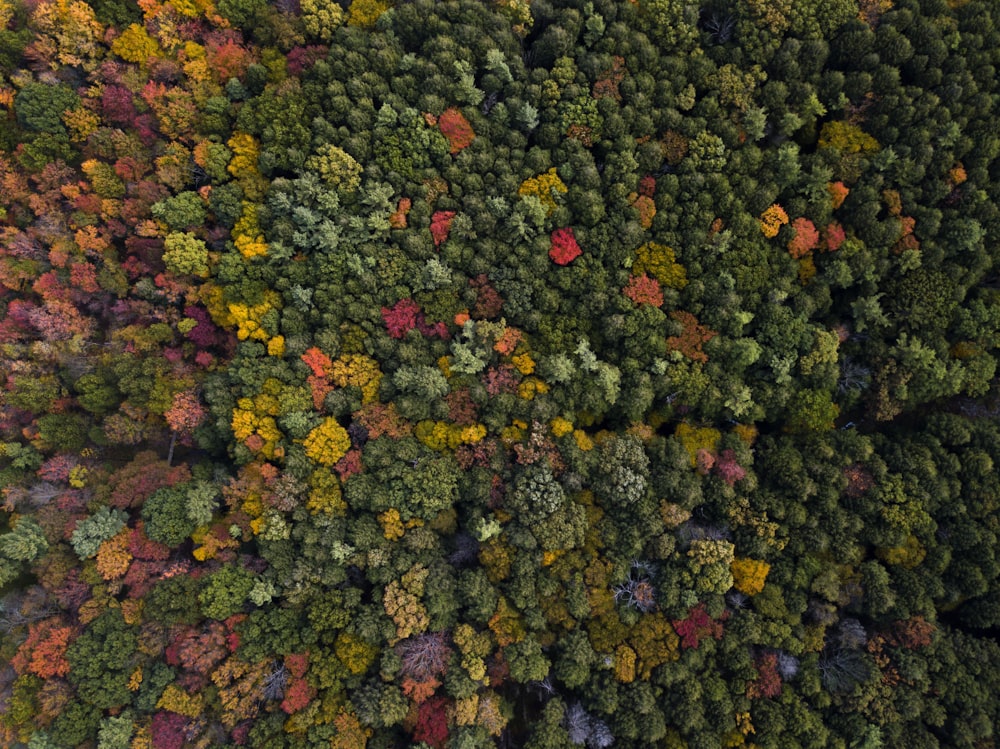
[2,0,1000,745]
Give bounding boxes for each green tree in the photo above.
[142,485,198,546]
[66,610,138,710]
[163,232,210,277]
[200,563,258,620]
[70,507,127,560]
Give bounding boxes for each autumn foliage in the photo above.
[549,227,582,265]
[438,108,475,153]
[623,274,664,307]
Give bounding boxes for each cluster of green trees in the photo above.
[1,0,1000,746]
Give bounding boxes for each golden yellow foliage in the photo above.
[633,242,688,289]
[518,168,567,215]
[303,418,351,467]
[95,529,132,581]
[488,596,525,647]
[63,106,100,142]
[511,352,535,375]
[674,422,721,468]
[233,203,268,259]
[630,614,679,679]
[453,694,479,726]
[157,684,204,718]
[613,644,636,683]
[267,335,285,357]
[227,132,266,199]
[759,204,789,238]
[730,557,771,596]
[227,291,281,341]
[517,377,548,400]
[347,0,391,28]
[330,354,382,404]
[305,467,346,515]
[379,508,405,541]
[30,0,104,71]
[818,121,880,155]
[384,565,430,642]
[111,23,162,63]
[335,632,378,674]
[573,429,594,451]
[549,417,573,437]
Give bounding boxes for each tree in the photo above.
[307,144,363,193]
[438,108,475,154]
[303,417,351,466]
[70,507,127,560]
[162,232,210,278]
[301,0,344,41]
[142,486,198,547]
[550,228,581,265]
[66,609,137,710]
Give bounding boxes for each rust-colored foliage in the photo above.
[438,108,475,153]
[844,463,874,498]
[470,274,503,319]
[888,616,935,649]
[355,402,413,439]
[593,56,626,101]
[390,197,412,228]
[787,217,820,259]
[747,652,782,698]
[631,194,656,229]
[828,181,850,209]
[11,618,74,679]
[666,311,717,363]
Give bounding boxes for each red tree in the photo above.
[413,695,450,748]
[382,298,422,338]
[824,222,846,252]
[787,217,820,259]
[150,711,188,749]
[549,227,581,265]
[623,274,663,307]
[430,210,456,247]
[714,449,746,486]
[438,108,475,153]
[672,603,725,650]
[747,652,782,698]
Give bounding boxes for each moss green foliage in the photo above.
[3,0,1000,747]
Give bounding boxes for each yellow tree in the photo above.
[303,418,350,467]
[28,0,105,71]
[730,558,771,596]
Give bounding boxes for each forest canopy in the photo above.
[2,0,1000,746]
